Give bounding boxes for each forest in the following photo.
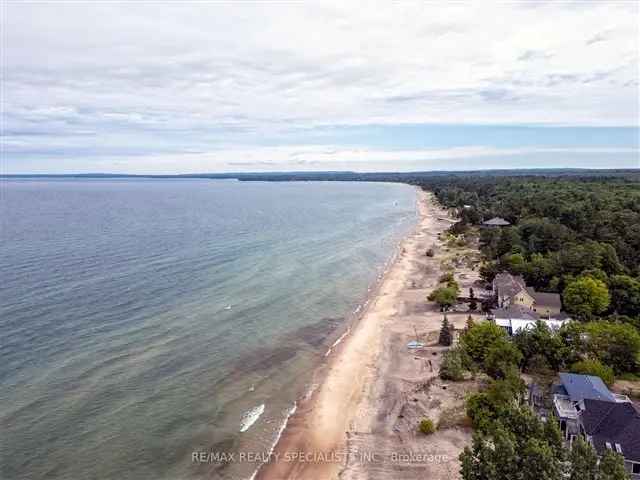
[424,175,640,327]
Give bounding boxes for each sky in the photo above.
[1,1,639,174]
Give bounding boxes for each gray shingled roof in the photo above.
[494,272,527,299]
[492,305,540,321]
[526,288,562,311]
[558,373,616,403]
[580,399,640,462]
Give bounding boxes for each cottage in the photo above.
[578,399,640,478]
[493,273,533,309]
[491,272,564,319]
[552,373,629,442]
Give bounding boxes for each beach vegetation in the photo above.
[437,406,471,430]
[468,287,477,311]
[464,315,475,332]
[438,316,453,346]
[439,272,455,284]
[418,418,435,435]
[439,346,471,381]
[460,321,507,364]
[428,286,458,311]
[484,337,523,380]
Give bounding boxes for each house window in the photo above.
[615,443,623,454]
[606,442,612,450]
[633,463,640,475]
[560,420,566,432]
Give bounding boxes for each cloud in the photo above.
[518,50,554,61]
[1,1,639,172]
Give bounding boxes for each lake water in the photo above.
[0,179,417,480]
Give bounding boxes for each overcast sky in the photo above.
[2,1,639,174]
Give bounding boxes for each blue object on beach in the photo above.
[407,340,425,349]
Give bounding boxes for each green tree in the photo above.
[484,337,523,379]
[461,321,507,364]
[599,449,630,480]
[563,276,611,319]
[513,320,567,371]
[570,358,615,386]
[584,321,640,374]
[439,315,453,346]
[469,287,478,311]
[439,347,468,381]
[465,315,475,332]
[460,433,498,480]
[608,274,640,318]
[428,286,458,311]
[521,438,561,480]
[543,418,565,463]
[569,437,598,480]
[501,253,527,275]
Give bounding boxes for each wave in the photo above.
[239,404,265,433]
[247,402,298,480]
[324,327,351,357]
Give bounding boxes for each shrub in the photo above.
[570,359,615,387]
[439,272,455,284]
[428,286,458,311]
[438,406,471,430]
[419,418,435,435]
[426,247,435,257]
[440,347,467,381]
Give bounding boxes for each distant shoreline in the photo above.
[2,167,638,182]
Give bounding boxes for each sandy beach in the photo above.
[256,188,483,480]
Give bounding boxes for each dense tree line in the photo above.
[425,176,640,325]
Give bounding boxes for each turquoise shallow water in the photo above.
[0,179,417,480]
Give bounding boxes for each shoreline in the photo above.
[255,187,467,480]
[246,186,421,480]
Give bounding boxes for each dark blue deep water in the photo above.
[0,179,416,480]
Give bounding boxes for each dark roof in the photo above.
[492,305,540,321]
[580,399,640,461]
[493,272,527,299]
[558,373,616,403]
[526,288,562,311]
[483,217,511,226]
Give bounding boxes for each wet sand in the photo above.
[256,188,481,480]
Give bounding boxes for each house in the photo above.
[492,272,564,318]
[493,273,533,309]
[578,399,640,478]
[482,217,511,227]
[552,373,630,442]
[492,305,569,335]
[526,288,562,317]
